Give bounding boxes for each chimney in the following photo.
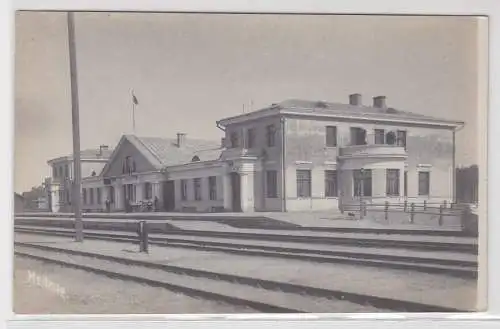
[349,93,362,106]
[176,133,186,147]
[99,145,109,155]
[221,137,226,148]
[373,96,387,108]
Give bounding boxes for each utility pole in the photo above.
[67,12,84,242]
[360,168,365,219]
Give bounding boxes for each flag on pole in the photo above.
[132,90,139,105]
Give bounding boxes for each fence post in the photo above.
[404,200,408,213]
[137,220,149,253]
[409,203,415,224]
[423,200,427,211]
[384,201,389,221]
[438,205,443,226]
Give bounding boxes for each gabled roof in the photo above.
[102,135,223,174]
[131,135,223,168]
[217,98,465,128]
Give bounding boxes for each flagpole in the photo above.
[133,100,136,134]
[67,11,84,242]
[131,89,136,134]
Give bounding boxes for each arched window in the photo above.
[191,155,200,162]
[386,131,396,145]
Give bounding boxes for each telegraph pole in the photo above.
[67,12,84,242]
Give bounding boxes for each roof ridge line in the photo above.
[129,135,164,168]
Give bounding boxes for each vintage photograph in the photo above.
[13,12,484,314]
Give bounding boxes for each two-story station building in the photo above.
[48,94,464,213]
[46,145,112,212]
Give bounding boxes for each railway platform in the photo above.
[16,210,469,235]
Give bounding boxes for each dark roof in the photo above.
[127,135,222,169]
[218,98,464,127]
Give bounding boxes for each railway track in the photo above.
[14,242,468,313]
[15,226,478,278]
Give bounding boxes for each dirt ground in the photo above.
[13,255,256,314]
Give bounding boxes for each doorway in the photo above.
[162,180,175,211]
[230,172,242,212]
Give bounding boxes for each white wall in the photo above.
[168,163,225,212]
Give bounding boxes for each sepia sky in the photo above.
[14,12,481,193]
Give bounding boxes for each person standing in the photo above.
[105,198,111,213]
[154,196,159,212]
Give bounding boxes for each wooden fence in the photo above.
[342,200,478,235]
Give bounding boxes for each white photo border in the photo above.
[2,0,498,328]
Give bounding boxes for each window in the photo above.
[191,155,200,162]
[89,188,94,205]
[353,169,372,197]
[82,188,87,205]
[125,184,136,202]
[246,128,256,148]
[123,156,136,174]
[296,170,312,198]
[266,124,276,147]
[144,182,153,199]
[208,176,217,200]
[181,180,188,201]
[386,169,400,196]
[193,178,202,201]
[374,129,385,144]
[397,130,407,148]
[350,127,367,145]
[109,186,115,203]
[96,188,102,205]
[266,170,278,198]
[64,164,69,178]
[418,171,430,196]
[53,166,58,178]
[404,171,408,197]
[325,170,338,197]
[230,132,239,148]
[58,166,63,178]
[386,131,396,145]
[326,126,337,147]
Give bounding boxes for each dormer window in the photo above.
[191,155,201,162]
[122,156,136,174]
